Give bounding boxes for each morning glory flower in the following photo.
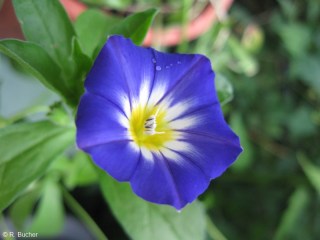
[76,35,242,210]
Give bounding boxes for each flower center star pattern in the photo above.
[76,35,242,210]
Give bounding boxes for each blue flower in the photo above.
[76,35,242,209]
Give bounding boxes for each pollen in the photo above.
[129,104,174,150]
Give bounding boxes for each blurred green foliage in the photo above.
[1,0,320,239]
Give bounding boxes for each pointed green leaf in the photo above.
[75,9,119,58]
[99,170,206,240]
[0,121,74,212]
[110,8,158,45]
[12,0,75,72]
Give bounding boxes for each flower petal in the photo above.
[130,151,208,210]
[76,92,130,149]
[76,35,243,210]
[84,35,155,113]
[152,51,218,116]
[85,141,140,181]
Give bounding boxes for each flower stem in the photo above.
[62,188,108,240]
[206,215,228,240]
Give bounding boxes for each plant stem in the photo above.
[62,188,108,240]
[206,215,228,240]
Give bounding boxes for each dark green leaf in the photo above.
[274,186,310,240]
[0,39,71,103]
[13,0,75,73]
[0,121,74,212]
[290,55,320,94]
[298,153,320,194]
[110,8,158,45]
[70,37,92,100]
[75,9,120,58]
[99,170,206,240]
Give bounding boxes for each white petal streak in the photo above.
[117,111,129,129]
[120,94,131,118]
[139,80,151,106]
[129,141,141,153]
[148,82,167,106]
[169,115,201,130]
[164,140,193,153]
[164,141,198,159]
[141,147,154,161]
[160,148,182,162]
[164,99,193,122]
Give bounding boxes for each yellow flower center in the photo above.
[129,104,174,150]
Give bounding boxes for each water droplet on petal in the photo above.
[177,61,182,64]
[165,65,170,69]
[152,58,156,64]
[170,63,173,66]
[156,66,162,71]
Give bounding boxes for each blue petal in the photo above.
[76,92,129,149]
[85,141,140,181]
[152,51,218,111]
[84,35,155,111]
[130,152,209,210]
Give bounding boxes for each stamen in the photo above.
[144,109,163,135]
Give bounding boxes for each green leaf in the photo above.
[274,186,310,240]
[0,39,71,103]
[228,36,258,76]
[12,0,75,72]
[81,0,131,9]
[28,180,64,236]
[9,185,42,231]
[99,170,206,240]
[70,37,92,99]
[276,22,311,58]
[110,8,158,45]
[0,121,74,212]
[64,152,98,189]
[290,55,320,94]
[298,153,320,194]
[215,74,234,105]
[75,9,119,58]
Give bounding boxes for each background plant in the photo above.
[0,0,319,239]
